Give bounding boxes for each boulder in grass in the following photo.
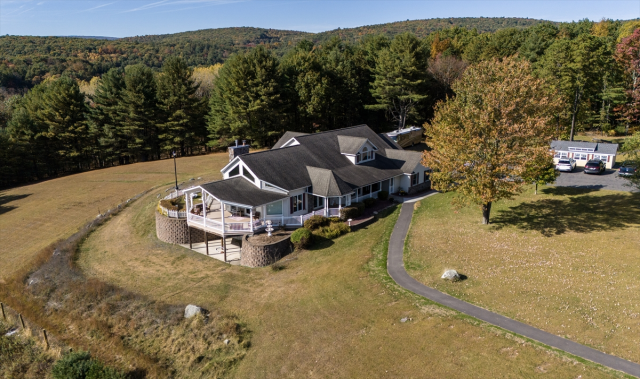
[441,269,461,281]
[184,304,203,319]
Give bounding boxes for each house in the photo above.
[183,124,430,238]
[551,140,619,169]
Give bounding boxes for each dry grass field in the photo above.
[0,153,230,281]
[406,187,640,366]
[76,186,621,378]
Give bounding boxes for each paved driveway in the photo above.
[555,167,638,192]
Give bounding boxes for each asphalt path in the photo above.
[387,196,640,377]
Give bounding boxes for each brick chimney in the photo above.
[228,139,250,162]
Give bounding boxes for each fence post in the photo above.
[43,329,49,350]
[19,313,25,329]
[0,302,5,321]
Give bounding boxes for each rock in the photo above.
[184,304,203,319]
[441,269,461,281]
[400,317,408,323]
[224,339,230,345]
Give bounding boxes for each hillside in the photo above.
[0,17,550,88]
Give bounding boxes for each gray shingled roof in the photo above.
[272,131,309,149]
[551,140,619,155]
[306,166,353,197]
[384,149,423,174]
[200,177,288,206]
[337,135,368,155]
[239,125,406,191]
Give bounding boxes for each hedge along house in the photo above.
[183,124,430,239]
[551,140,619,169]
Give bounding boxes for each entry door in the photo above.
[390,177,395,193]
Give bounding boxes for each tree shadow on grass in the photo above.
[0,192,31,216]
[541,186,604,196]
[491,191,640,237]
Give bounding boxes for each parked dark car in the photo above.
[619,162,637,177]
[584,160,605,174]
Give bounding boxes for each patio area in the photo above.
[180,238,242,265]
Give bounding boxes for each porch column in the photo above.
[202,192,207,229]
[220,201,226,233]
[250,208,254,232]
[339,196,342,212]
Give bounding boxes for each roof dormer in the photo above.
[337,135,378,164]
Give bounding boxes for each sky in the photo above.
[1,0,639,38]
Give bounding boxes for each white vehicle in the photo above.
[385,126,423,148]
[555,158,576,172]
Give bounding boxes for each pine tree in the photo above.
[90,68,127,165]
[39,77,89,170]
[157,57,207,156]
[367,32,429,130]
[208,46,282,147]
[538,35,607,141]
[120,64,161,161]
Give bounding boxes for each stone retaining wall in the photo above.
[240,234,292,268]
[155,211,217,244]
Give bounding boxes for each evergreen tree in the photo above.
[208,46,282,147]
[120,64,160,161]
[157,56,207,155]
[89,68,127,164]
[538,35,607,140]
[39,77,89,170]
[367,32,429,130]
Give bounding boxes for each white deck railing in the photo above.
[187,208,343,234]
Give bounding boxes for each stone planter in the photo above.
[240,234,292,268]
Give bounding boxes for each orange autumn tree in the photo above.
[422,57,561,224]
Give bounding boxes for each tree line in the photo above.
[2,19,640,188]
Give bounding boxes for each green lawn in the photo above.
[406,186,640,365]
[76,187,622,378]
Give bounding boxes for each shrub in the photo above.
[339,206,360,221]
[52,351,94,379]
[363,198,376,208]
[328,216,341,223]
[317,222,351,239]
[52,351,126,379]
[303,215,329,230]
[290,228,312,249]
[351,202,365,214]
[377,190,389,200]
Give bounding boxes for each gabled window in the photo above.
[357,146,375,164]
[229,165,240,177]
[242,167,255,182]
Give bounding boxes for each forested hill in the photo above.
[123,17,547,44]
[0,17,549,88]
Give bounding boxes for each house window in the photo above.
[424,170,430,182]
[362,185,371,195]
[372,182,381,192]
[361,147,370,161]
[313,196,324,209]
[593,154,608,162]
[554,151,568,158]
[574,153,588,161]
[229,165,240,177]
[242,167,255,182]
[411,173,419,186]
[356,153,361,163]
[291,194,304,213]
[267,201,283,215]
